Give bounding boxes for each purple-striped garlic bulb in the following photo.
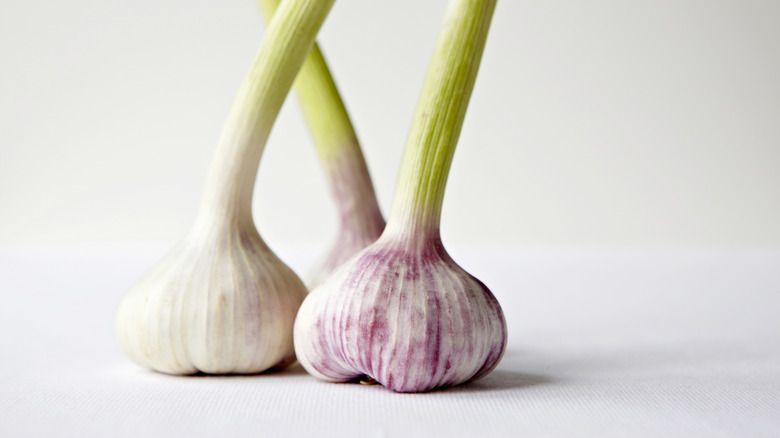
[293,0,505,392]
[294,231,506,392]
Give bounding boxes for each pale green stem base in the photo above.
[384,0,497,245]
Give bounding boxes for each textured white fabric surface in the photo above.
[1,243,778,437]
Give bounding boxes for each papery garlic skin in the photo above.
[116,222,307,375]
[294,234,506,392]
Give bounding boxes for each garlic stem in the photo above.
[257,0,385,287]
[198,0,337,224]
[293,0,505,393]
[386,0,497,242]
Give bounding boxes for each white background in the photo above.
[2,0,779,249]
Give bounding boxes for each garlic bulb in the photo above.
[293,0,506,392]
[258,0,385,290]
[115,0,336,375]
[294,232,506,392]
[116,221,306,374]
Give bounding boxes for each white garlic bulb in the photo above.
[116,221,307,374]
[115,0,335,374]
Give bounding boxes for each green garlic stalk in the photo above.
[258,0,385,289]
[294,0,506,392]
[115,0,335,375]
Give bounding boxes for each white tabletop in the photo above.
[1,242,778,437]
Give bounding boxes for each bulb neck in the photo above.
[323,147,385,238]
